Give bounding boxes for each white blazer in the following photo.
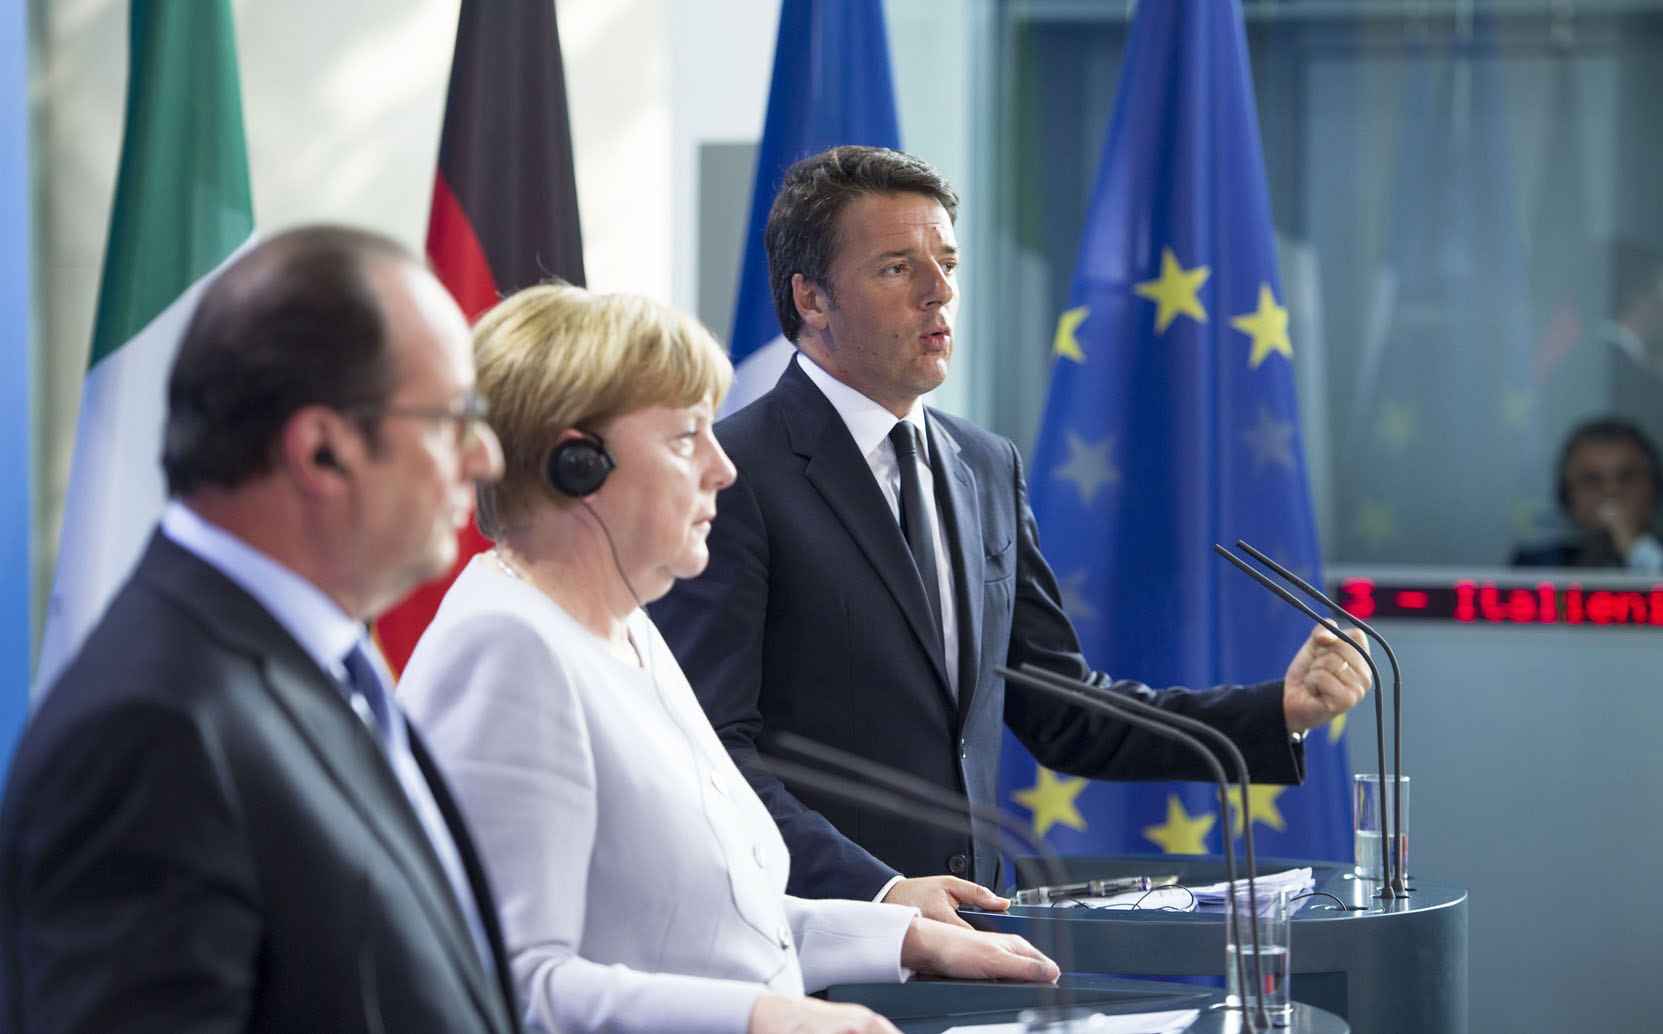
[399,558,915,1034]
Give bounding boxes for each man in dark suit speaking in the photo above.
[0,227,519,1033]
[650,147,1369,925]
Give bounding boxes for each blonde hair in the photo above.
[472,282,732,537]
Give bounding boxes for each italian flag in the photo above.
[374,0,586,672]
[35,0,254,692]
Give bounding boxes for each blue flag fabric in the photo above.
[1000,0,1349,862]
[724,0,901,412]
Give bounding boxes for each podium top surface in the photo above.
[1000,854,1464,926]
[827,974,1349,1033]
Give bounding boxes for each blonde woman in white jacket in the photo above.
[399,283,1057,1034]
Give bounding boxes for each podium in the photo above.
[827,973,1349,1033]
[961,856,1465,1034]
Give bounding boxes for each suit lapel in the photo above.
[778,362,953,698]
[258,660,509,1031]
[928,414,984,718]
[409,730,520,1027]
[138,534,510,1034]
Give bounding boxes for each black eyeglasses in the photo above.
[351,392,491,448]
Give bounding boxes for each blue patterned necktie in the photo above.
[339,635,495,973]
[341,639,395,748]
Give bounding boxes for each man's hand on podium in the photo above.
[882,875,1009,928]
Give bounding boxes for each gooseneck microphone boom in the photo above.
[1232,540,1406,897]
[996,666,1272,1031]
[771,731,1073,903]
[1212,542,1403,898]
[1011,664,1266,910]
[759,740,1079,1019]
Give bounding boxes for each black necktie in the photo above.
[889,421,943,642]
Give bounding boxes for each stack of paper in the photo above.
[1187,867,1314,907]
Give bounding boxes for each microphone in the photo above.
[1219,540,1407,897]
[995,665,1273,1031]
[1009,664,1265,896]
[1009,873,1177,907]
[759,735,1078,1020]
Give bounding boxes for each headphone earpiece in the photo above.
[546,430,616,497]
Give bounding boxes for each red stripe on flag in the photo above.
[426,172,500,323]
[375,525,493,676]
[376,1,585,673]
[374,173,500,674]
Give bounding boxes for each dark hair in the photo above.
[162,225,415,496]
[764,146,958,343]
[1555,416,1663,510]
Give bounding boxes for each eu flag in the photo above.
[1001,0,1349,861]
[724,0,900,412]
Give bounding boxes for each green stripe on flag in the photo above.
[36,0,254,692]
[89,0,252,368]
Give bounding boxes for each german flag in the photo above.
[376,0,585,672]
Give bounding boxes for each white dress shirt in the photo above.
[797,353,960,697]
[398,558,916,1034]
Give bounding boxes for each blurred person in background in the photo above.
[1514,417,1662,571]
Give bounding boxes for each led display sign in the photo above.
[1335,576,1663,626]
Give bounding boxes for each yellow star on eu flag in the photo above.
[1352,499,1398,549]
[1328,713,1347,744]
[1228,784,1289,837]
[1052,429,1119,508]
[1053,305,1089,363]
[1499,384,1533,429]
[1373,401,1417,453]
[1133,247,1210,334]
[1238,403,1296,474]
[1230,283,1292,369]
[1057,569,1099,622]
[1511,498,1543,539]
[1142,793,1216,854]
[1012,766,1090,838]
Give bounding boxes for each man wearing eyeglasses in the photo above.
[0,226,516,1034]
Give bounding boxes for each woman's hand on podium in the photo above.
[748,992,900,1034]
[899,917,1060,983]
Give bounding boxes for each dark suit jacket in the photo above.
[651,359,1301,900]
[0,533,521,1034]
[1511,535,1620,568]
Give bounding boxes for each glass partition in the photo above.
[987,0,1663,567]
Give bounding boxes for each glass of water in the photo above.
[1353,773,1410,882]
[1225,887,1291,1028]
